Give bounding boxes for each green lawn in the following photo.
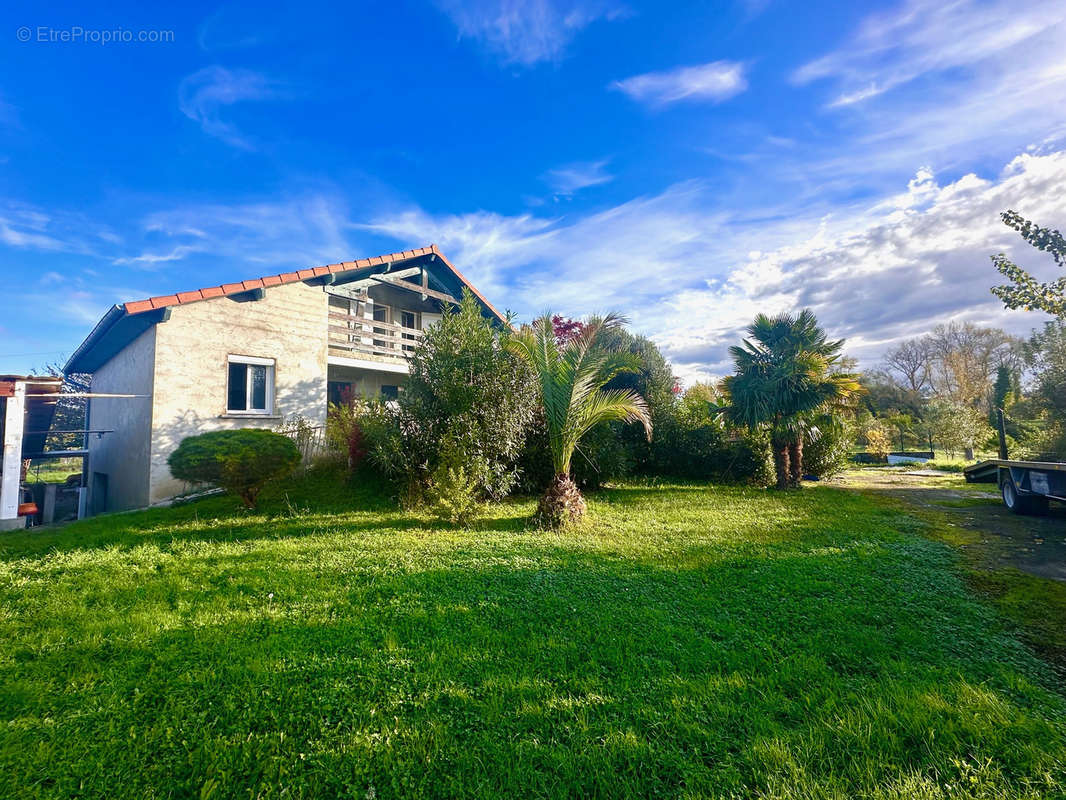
[1,467,1064,799]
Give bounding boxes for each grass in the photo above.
[2,465,1065,799]
[25,458,82,484]
[919,460,971,473]
[845,469,1066,673]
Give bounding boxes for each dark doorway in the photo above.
[91,472,108,516]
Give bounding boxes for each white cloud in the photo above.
[178,66,281,149]
[542,159,613,196]
[793,0,1062,93]
[112,245,206,267]
[434,0,624,66]
[0,203,111,255]
[656,152,1066,381]
[122,192,358,271]
[370,150,1066,385]
[612,61,747,107]
[794,0,1066,118]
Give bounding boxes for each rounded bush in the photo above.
[167,429,301,508]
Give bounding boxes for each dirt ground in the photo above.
[837,467,1066,583]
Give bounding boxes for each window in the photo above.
[381,384,399,401]
[227,356,274,414]
[372,303,391,350]
[400,310,419,352]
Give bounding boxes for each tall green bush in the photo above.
[395,291,537,511]
[645,387,772,484]
[167,429,300,508]
[802,415,856,479]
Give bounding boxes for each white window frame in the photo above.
[226,355,276,416]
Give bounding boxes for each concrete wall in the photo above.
[87,327,156,511]
[148,281,329,503]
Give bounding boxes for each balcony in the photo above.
[327,308,423,366]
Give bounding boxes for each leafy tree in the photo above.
[507,313,652,527]
[1023,320,1066,457]
[991,210,1066,319]
[885,412,913,452]
[398,290,537,508]
[859,369,925,419]
[924,399,990,460]
[167,429,301,508]
[926,321,1021,408]
[551,315,586,346]
[723,310,860,489]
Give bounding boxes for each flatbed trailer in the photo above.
[964,459,1066,516]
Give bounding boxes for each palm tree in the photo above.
[508,313,652,526]
[723,310,860,489]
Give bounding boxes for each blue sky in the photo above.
[2,0,1066,381]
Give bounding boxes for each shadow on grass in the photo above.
[3,542,1064,799]
[592,481,754,507]
[1,476,907,564]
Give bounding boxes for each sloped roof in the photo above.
[65,245,505,374]
[121,244,504,321]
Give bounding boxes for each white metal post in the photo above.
[1,381,26,520]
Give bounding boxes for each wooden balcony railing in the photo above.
[328,311,423,361]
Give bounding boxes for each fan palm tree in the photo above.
[723,310,860,489]
[507,313,652,526]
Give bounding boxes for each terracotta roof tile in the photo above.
[124,299,153,314]
[115,244,506,324]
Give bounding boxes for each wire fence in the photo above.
[277,424,338,465]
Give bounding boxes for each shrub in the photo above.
[648,409,772,483]
[521,379,773,488]
[167,429,300,508]
[865,427,892,460]
[803,416,856,479]
[326,401,368,470]
[327,395,406,482]
[636,385,772,484]
[395,291,537,503]
[425,438,484,524]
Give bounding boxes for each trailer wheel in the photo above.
[1001,478,1049,515]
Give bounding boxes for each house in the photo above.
[64,245,506,513]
